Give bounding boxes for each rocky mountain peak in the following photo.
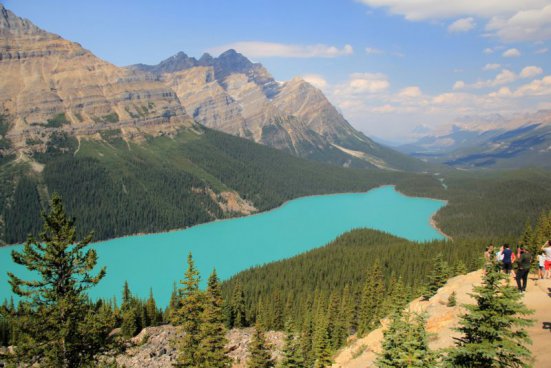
[0,3,48,37]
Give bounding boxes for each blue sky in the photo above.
[3,0,551,141]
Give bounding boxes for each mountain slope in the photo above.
[0,125,401,245]
[0,3,190,155]
[131,51,425,171]
[398,111,551,169]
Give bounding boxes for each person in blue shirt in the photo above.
[501,244,513,274]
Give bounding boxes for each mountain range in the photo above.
[0,3,421,171]
[0,3,417,245]
[397,111,551,169]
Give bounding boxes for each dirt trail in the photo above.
[332,271,551,367]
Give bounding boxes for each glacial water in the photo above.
[0,186,445,308]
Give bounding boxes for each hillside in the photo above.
[0,125,405,245]
[333,271,551,368]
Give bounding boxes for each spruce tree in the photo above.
[447,291,457,307]
[423,254,449,300]
[173,252,204,367]
[358,261,385,335]
[196,269,231,368]
[165,282,181,323]
[445,262,534,367]
[312,313,333,368]
[247,327,274,368]
[280,320,304,368]
[230,282,247,328]
[121,306,140,338]
[376,311,436,368]
[146,289,158,327]
[7,193,111,368]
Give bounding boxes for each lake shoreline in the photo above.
[0,184,449,249]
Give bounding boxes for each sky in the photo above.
[3,0,551,142]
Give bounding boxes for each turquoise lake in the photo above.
[0,186,445,308]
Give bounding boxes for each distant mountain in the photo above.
[397,111,551,168]
[130,51,425,171]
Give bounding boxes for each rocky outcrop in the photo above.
[0,4,192,154]
[104,325,284,368]
[332,271,551,368]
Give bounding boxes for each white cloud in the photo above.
[483,63,501,71]
[208,42,354,58]
[483,47,494,54]
[453,80,466,90]
[535,47,549,54]
[448,17,476,32]
[520,66,544,78]
[334,73,390,95]
[398,86,422,97]
[486,5,551,42]
[514,75,551,96]
[502,48,521,57]
[366,47,384,55]
[358,1,551,42]
[458,69,517,89]
[357,0,548,21]
[302,74,328,89]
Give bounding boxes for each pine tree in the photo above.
[196,269,231,368]
[280,320,304,368]
[376,311,436,368]
[121,281,132,310]
[230,283,247,328]
[445,262,534,367]
[339,284,354,338]
[447,291,457,307]
[247,327,274,368]
[7,193,111,367]
[165,282,181,323]
[121,306,140,338]
[452,260,468,276]
[422,254,449,300]
[312,313,333,368]
[146,289,158,327]
[173,252,204,367]
[358,261,385,335]
[327,290,345,349]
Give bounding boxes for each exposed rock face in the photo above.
[105,325,284,368]
[0,4,420,171]
[132,50,422,170]
[0,4,192,153]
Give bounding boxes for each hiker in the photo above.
[542,240,551,279]
[538,251,546,279]
[515,247,532,293]
[484,244,494,263]
[501,244,513,274]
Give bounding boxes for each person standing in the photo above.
[542,240,551,279]
[537,251,546,280]
[515,247,532,293]
[501,244,513,274]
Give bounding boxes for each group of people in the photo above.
[483,240,551,293]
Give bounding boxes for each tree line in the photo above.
[2,194,546,367]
